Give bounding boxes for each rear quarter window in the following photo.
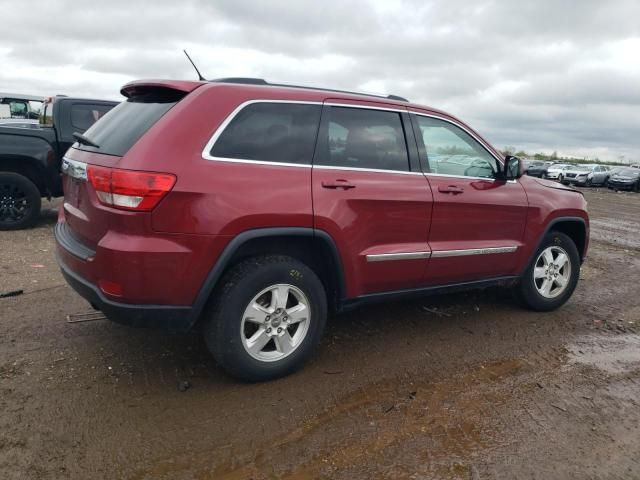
[77,89,184,157]
[209,102,321,165]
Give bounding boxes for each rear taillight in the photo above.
[87,166,176,211]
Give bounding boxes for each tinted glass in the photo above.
[78,89,183,157]
[211,103,321,165]
[416,116,498,178]
[71,104,112,132]
[318,107,409,171]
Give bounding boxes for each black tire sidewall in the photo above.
[205,256,327,382]
[518,231,581,312]
[0,172,41,230]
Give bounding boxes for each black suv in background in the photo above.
[0,95,117,229]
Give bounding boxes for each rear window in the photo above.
[77,89,184,157]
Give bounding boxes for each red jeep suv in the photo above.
[55,78,589,381]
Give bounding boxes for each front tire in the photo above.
[203,255,327,382]
[517,231,580,312]
[0,172,41,230]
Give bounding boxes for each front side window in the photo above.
[415,116,499,179]
[211,103,321,165]
[317,106,409,172]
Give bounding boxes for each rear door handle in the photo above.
[438,185,464,194]
[322,180,356,190]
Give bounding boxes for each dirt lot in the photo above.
[1,188,639,480]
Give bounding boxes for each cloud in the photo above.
[1,0,639,161]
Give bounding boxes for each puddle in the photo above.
[567,334,640,374]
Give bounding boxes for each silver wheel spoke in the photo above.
[540,279,553,296]
[555,274,568,288]
[534,267,546,279]
[286,304,308,324]
[275,333,294,355]
[555,253,568,269]
[245,302,270,323]
[542,250,554,266]
[271,285,289,310]
[246,329,270,354]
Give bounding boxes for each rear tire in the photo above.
[0,172,41,230]
[516,231,580,312]
[203,255,327,382]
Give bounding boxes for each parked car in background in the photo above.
[546,163,572,181]
[525,160,548,177]
[55,77,589,381]
[562,165,608,186]
[0,93,44,125]
[607,168,640,192]
[0,95,117,229]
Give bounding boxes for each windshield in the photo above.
[618,168,640,176]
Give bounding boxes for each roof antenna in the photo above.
[183,49,206,81]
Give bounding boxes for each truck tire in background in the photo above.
[0,172,41,230]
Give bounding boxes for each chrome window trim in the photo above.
[425,172,497,182]
[200,100,512,180]
[324,102,406,113]
[61,157,87,181]
[431,246,518,258]
[366,251,431,262]
[201,99,322,167]
[410,111,504,167]
[314,165,423,176]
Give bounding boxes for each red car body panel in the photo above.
[55,80,589,330]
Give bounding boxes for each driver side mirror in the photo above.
[503,155,523,180]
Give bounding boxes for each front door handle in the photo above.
[322,180,356,190]
[438,185,464,194]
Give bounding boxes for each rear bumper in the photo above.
[55,221,197,331]
[57,256,194,331]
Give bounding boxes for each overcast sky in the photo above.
[2,0,639,162]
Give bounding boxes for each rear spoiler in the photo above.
[120,80,205,98]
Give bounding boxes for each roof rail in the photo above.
[209,77,409,102]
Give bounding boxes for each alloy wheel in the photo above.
[533,246,572,299]
[240,284,311,362]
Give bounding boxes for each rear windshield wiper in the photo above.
[73,132,100,148]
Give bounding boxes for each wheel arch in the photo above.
[190,228,346,328]
[0,155,48,195]
[527,217,588,269]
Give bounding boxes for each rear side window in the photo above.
[316,107,409,172]
[210,103,321,165]
[70,104,112,132]
[78,89,184,157]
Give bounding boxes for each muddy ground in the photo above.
[1,188,639,480]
